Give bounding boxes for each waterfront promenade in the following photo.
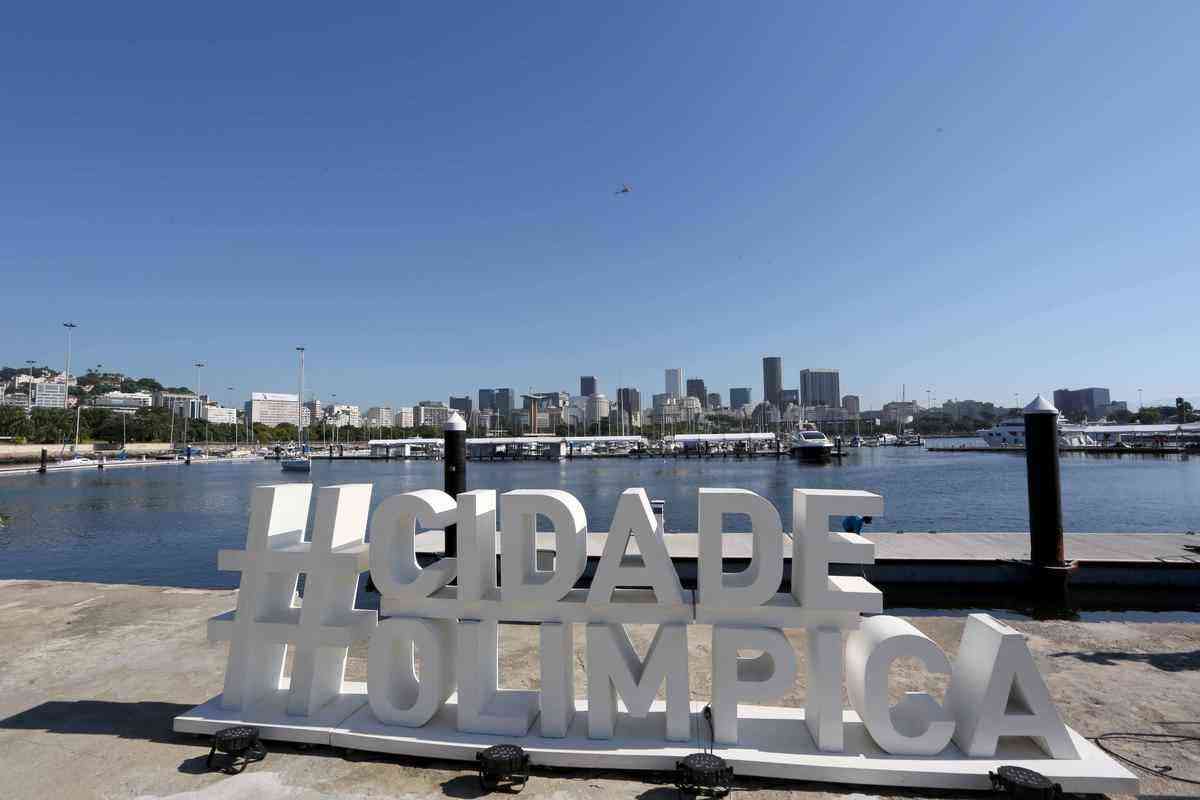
[1,579,1196,798]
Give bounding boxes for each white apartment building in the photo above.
[327,404,361,427]
[394,407,414,428]
[412,404,449,428]
[247,392,311,427]
[91,391,153,415]
[32,381,68,409]
[365,406,393,427]
[202,403,238,424]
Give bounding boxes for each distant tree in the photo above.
[1110,408,1134,424]
[1176,397,1195,423]
[0,406,31,438]
[1139,408,1162,424]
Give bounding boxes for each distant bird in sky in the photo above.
[615,183,632,195]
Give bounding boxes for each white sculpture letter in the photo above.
[698,489,783,610]
[456,620,539,735]
[367,617,455,726]
[586,623,690,741]
[457,490,499,602]
[710,626,798,745]
[212,483,312,711]
[500,490,588,606]
[589,488,685,606]
[792,489,882,613]
[285,484,377,717]
[805,625,846,752]
[946,614,1078,758]
[368,489,457,601]
[539,622,575,737]
[845,616,955,755]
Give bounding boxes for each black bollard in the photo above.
[1023,395,1075,616]
[39,448,48,474]
[443,412,466,557]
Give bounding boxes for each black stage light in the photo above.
[207,725,267,774]
[989,765,1062,799]
[675,752,733,798]
[476,743,530,792]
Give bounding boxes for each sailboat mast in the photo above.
[296,347,305,446]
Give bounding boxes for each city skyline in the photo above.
[3,5,1198,411]
[2,347,1172,417]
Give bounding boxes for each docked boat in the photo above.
[790,427,834,462]
[976,418,1095,448]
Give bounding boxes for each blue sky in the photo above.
[3,2,1198,411]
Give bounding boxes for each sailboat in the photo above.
[281,346,311,472]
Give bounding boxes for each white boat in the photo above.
[976,418,1095,448]
[789,427,834,462]
[55,456,95,467]
[877,433,898,446]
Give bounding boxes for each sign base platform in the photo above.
[175,688,1135,794]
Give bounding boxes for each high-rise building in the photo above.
[413,402,449,428]
[31,381,68,409]
[664,368,683,398]
[156,390,202,419]
[394,407,414,428]
[478,388,495,412]
[842,394,861,415]
[780,388,799,407]
[686,378,707,404]
[730,387,752,410]
[365,406,394,426]
[800,368,841,407]
[580,376,598,397]
[707,392,722,410]
[616,387,641,416]
[449,395,472,415]
[495,388,514,419]
[246,392,311,427]
[614,387,641,428]
[762,357,782,410]
[1053,387,1111,418]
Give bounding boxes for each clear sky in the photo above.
[3,2,1198,411]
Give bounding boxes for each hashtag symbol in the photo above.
[210,483,377,716]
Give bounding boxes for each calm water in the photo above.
[0,443,1197,588]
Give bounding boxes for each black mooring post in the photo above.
[1023,395,1075,615]
[39,448,48,474]
[443,412,467,558]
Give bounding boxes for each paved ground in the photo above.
[1,580,1198,799]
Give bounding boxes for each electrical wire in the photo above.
[1091,722,1200,786]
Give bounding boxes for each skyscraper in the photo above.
[730,387,752,409]
[800,369,840,407]
[580,376,598,397]
[478,388,495,412]
[665,368,683,398]
[762,357,782,410]
[494,388,514,419]
[842,394,861,415]
[449,395,472,415]
[616,387,641,416]
[686,378,707,403]
[706,392,722,411]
